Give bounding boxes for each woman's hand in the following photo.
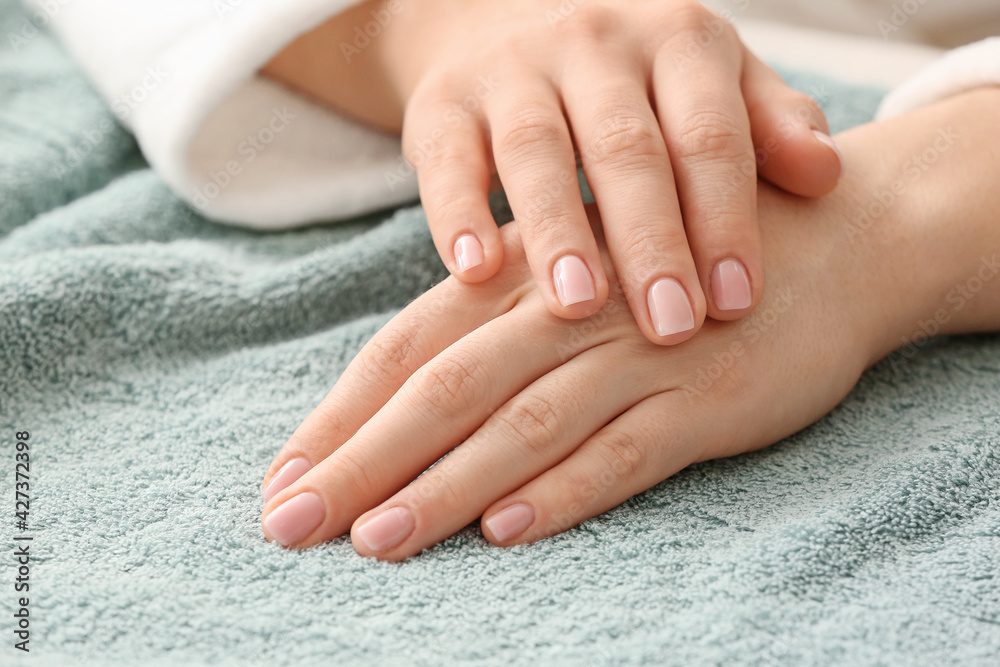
[262,0,844,345]
[258,88,1000,560]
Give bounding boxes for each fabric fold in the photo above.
[26,0,419,228]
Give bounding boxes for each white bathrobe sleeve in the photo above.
[877,37,1000,120]
[27,0,419,229]
[28,0,1000,230]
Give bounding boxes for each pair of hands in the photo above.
[264,0,844,344]
[258,178,878,559]
[258,0,999,559]
[258,86,1000,560]
[257,135,906,559]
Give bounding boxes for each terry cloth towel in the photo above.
[3,2,1000,665]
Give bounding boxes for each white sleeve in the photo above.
[877,37,1000,119]
[27,0,419,229]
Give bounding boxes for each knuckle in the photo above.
[409,468,465,510]
[584,113,664,168]
[616,220,689,265]
[335,447,381,499]
[308,400,350,442]
[668,1,715,33]
[410,351,482,419]
[418,139,475,175]
[520,199,577,236]
[496,108,566,158]
[593,431,646,481]
[673,110,747,164]
[361,323,423,380]
[409,68,465,109]
[495,394,563,454]
[426,192,483,227]
[561,4,620,40]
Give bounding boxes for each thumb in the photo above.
[741,48,844,197]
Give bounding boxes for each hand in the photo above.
[258,88,1000,560]
[262,0,844,345]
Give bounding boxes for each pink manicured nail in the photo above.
[262,457,311,502]
[812,130,845,176]
[711,259,752,311]
[262,492,325,546]
[647,278,695,337]
[484,503,534,542]
[553,255,596,306]
[355,506,415,552]
[453,233,484,272]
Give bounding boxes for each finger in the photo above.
[260,229,530,502]
[653,16,762,322]
[481,390,703,546]
[487,70,609,320]
[260,296,617,549]
[741,47,843,197]
[561,47,704,345]
[403,86,503,282]
[349,342,655,560]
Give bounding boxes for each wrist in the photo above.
[834,86,1000,364]
[261,0,409,133]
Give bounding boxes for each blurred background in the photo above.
[700,0,999,47]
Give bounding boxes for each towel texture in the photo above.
[3,2,1000,665]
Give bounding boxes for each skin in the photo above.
[261,0,843,345]
[259,87,1000,560]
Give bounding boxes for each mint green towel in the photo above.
[3,1,999,664]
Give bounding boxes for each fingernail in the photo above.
[453,233,484,272]
[553,255,596,306]
[647,278,695,337]
[812,130,845,176]
[355,506,415,552]
[711,259,752,311]
[262,457,311,502]
[262,492,325,547]
[485,503,534,542]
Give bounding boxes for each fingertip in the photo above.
[546,254,608,320]
[483,502,536,545]
[757,125,844,198]
[742,52,843,197]
[260,490,327,549]
[449,231,504,283]
[261,456,312,502]
[707,257,757,321]
[811,129,846,182]
[644,277,703,346]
